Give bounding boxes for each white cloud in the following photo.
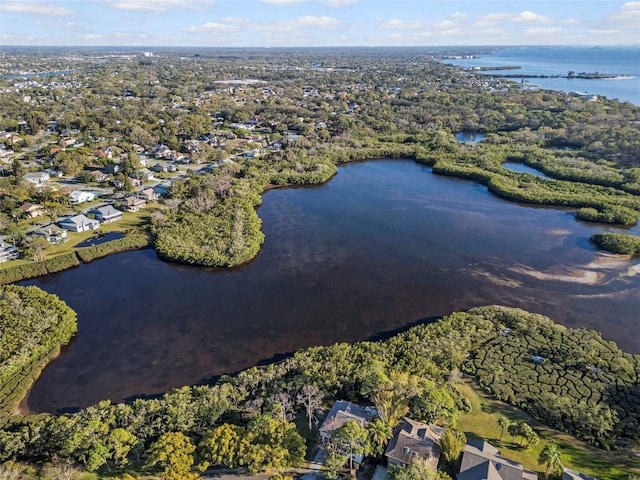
[434,20,457,29]
[523,27,566,36]
[450,12,467,20]
[57,22,81,29]
[610,1,640,21]
[285,15,344,30]
[79,34,108,41]
[514,11,552,24]
[184,22,241,34]
[482,11,552,24]
[259,0,305,4]
[0,1,75,16]
[621,2,640,11]
[2,33,36,42]
[110,0,214,12]
[378,19,425,31]
[325,0,357,7]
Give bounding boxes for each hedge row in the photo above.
[0,231,151,285]
[76,230,152,263]
[0,252,78,285]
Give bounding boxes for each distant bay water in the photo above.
[445,46,640,105]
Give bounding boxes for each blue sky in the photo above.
[1,0,639,47]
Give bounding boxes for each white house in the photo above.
[23,172,50,187]
[59,214,100,233]
[69,190,96,204]
[32,225,69,244]
[0,240,19,262]
[91,205,123,224]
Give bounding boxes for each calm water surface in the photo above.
[22,160,640,413]
[445,46,640,105]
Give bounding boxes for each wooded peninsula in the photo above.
[0,47,639,479]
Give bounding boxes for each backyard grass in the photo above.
[455,379,640,479]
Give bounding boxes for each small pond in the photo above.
[74,231,124,248]
[501,162,550,178]
[454,131,486,143]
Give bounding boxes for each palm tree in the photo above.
[538,443,564,479]
[367,418,392,455]
[497,416,510,442]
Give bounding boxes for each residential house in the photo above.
[19,202,45,219]
[32,224,69,244]
[131,168,154,182]
[23,171,50,187]
[69,190,96,204]
[458,439,538,480]
[90,170,109,183]
[42,168,63,178]
[153,183,171,196]
[0,239,19,262]
[154,144,172,159]
[563,470,597,480]
[59,214,100,233]
[104,163,121,175]
[91,205,123,224]
[139,187,159,202]
[123,196,146,212]
[242,148,261,158]
[152,163,169,173]
[385,418,444,471]
[319,401,377,443]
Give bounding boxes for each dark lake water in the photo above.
[21,159,640,413]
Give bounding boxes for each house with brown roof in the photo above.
[319,400,377,443]
[458,439,538,480]
[385,418,444,471]
[123,196,146,212]
[19,202,45,219]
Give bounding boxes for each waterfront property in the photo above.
[319,400,377,442]
[0,239,19,262]
[385,418,444,470]
[31,224,69,244]
[91,205,123,224]
[458,439,538,480]
[59,214,100,233]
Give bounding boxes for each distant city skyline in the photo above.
[1,0,639,47]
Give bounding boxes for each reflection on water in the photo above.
[454,131,486,143]
[501,162,549,178]
[21,159,640,413]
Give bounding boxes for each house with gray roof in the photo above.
[0,239,19,262]
[59,214,100,233]
[458,439,538,480]
[23,171,50,187]
[563,469,597,480]
[32,224,68,244]
[385,418,444,470]
[91,205,123,224]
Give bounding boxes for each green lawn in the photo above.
[455,380,640,479]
